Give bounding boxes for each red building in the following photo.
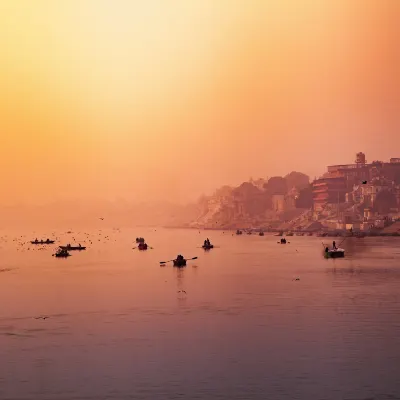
[313,176,347,212]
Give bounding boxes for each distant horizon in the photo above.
[2,151,400,208]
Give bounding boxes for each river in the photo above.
[1,228,400,399]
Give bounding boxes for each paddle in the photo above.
[160,256,198,265]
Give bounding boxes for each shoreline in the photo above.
[163,225,400,237]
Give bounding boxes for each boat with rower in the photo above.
[202,238,213,250]
[324,248,345,258]
[59,244,86,251]
[138,242,148,250]
[54,248,71,258]
[30,239,55,245]
[173,256,187,267]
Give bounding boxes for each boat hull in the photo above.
[55,253,70,258]
[59,246,86,251]
[173,260,187,267]
[31,241,55,245]
[324,250,345,258]
[202,245,213,250]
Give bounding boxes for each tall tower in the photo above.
[355,152,366,165]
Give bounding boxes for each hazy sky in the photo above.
[1,0,399,205]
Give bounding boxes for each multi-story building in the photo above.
[313,153,400,214]
[312,176,347,212]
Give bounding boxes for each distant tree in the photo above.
[263,176,287,195]
[284,171,310,190]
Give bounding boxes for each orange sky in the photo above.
[0,0,399,205]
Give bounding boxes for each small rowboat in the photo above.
[59,245,86,251]
[54,250,71,258]
[31,240,55,245]
[173,259,187,267]
[324,248,345,258]
[202,245,214,250]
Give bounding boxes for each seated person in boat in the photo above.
[332,241,337,250]
[176,254,184,262]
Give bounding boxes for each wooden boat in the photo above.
[30,240,55,245]
[324,248,345,258]
[259,232,264,236]
[173,258,187,267]
[59,245,86,251]
[236,230,243,235]
[202,244,214,250]
[54,249,71,258]
[138,243,148,250]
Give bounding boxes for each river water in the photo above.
[1,228,400,400]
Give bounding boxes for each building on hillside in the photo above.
[271,193,297,213]
[312,176,347,212]
[271,194,285,212]
[313,153,400,218]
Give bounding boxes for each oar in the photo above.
[160,259,174,264]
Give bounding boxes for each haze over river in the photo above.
[1,228,400,400]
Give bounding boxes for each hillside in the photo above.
[186,172,311,229]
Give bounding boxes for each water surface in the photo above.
[1,228,400,399]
